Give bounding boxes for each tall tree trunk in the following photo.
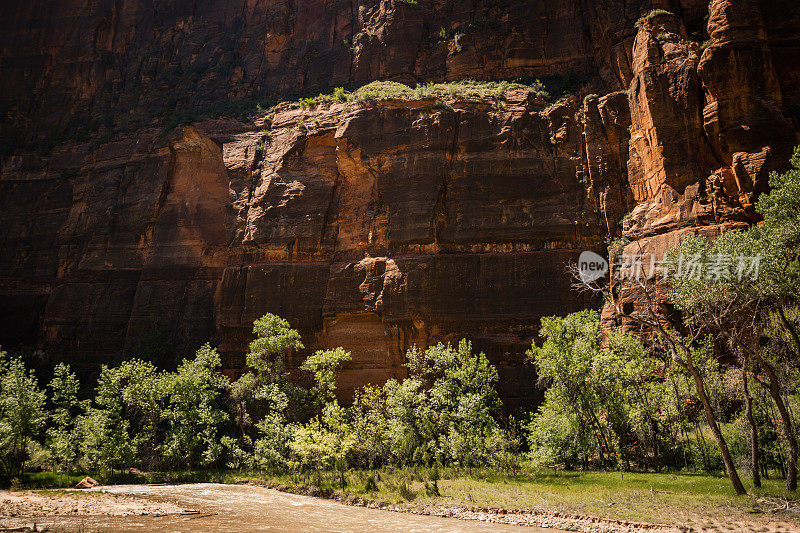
[671,375,692,470]
[761,360,798,491]
[651,419,660,472]
[742,367,761,487]
[777,306,800,357]
[619,286,745,493]
[694,419,710,470]
[686,360,746,494]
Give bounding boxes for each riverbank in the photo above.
[230,468,800,532]
[1,483,550,533]
[235,478,678,532]
[4,469,800,532]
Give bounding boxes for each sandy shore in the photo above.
[0,489,187,518]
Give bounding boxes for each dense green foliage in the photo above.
[2,149,799,497]
[525,148,800,492]
[0,351,46,479]
[664,147,800,491]
[0,314,515,486]
[526,311,728,473]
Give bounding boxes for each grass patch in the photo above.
[291,79,550,111]
[635,9,674,29]
[230,467,800,528]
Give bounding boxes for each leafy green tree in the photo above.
[45,363,86,475]
[81,365,136,474]
[289,348,353,476]
[396,340,505,466]
[252,382,292,471]
[115,358,169,469]
[301,347,352,405]
[527,311,611,466]
[383,377,437,464]
[668,148,800,490]
[0,351,46,479]
[525,389,588,468]
[225,314,306,469]
[223,372,258,469]
[246,314,304,378]
[162,344,229,469]
[527,311,676,471]
[751,147,800,314]
[348,385,391,468]
[289,402,355,481]
[601,327,668,470]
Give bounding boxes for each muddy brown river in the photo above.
[6,483,562,532]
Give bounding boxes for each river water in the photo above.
[23,483,560,532]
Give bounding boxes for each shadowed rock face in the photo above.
[216,94,602,408]
[1,0,799,409]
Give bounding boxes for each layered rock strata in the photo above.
[1,0,799,408]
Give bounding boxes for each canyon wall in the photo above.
[1,0,799,409]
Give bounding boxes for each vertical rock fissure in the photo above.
[433,109,460,247]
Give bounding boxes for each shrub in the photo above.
[364,473,379,492]
[583,93,599,106]
[399,480,416,500]
[450,32,464,54]
[635,9,674,29]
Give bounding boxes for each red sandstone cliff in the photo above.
[1,0,799,409]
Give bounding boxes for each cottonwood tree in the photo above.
[526,311,669,471]
[668,148,800,491]
[301,347,352,407]
[225,313,305,471]
[46,363,87,476]
[81,365,136,474]
[162,344,229,469]
[0,352,46,479]
[571,242,747,494]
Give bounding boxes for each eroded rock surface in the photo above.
[1,0,799,409]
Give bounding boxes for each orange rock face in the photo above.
[1,0,799,409]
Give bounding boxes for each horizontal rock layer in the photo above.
[1,0,800,409]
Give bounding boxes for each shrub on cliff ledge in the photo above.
[635,9,674,29]
[293,78,549,111]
